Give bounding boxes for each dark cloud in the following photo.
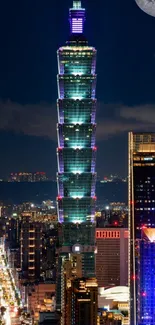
[0,100,57,139]
[97,120,151,139]
[120,105,155,124]
[97,103,155,139]
[0,100,154,141]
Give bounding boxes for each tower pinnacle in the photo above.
[69,1,85,35]
[73,1,82,9]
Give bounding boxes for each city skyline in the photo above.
[0,0,155,178]
[0,1,155,324]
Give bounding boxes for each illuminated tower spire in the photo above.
[69,1,86,34]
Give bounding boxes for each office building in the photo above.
[128,132,155,325]
[61,253,83,322]
[42,227,58,281]
[97,309,123,325]
[56,251,98,325]
[39,312,60,325]
[96,228,128,288]
[27,283,56,320]
[66,277,98,325]
[56,0,97,316]
[7,217,21,249]
[20,214,42,280]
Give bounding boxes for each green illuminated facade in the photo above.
[56,0,97,311]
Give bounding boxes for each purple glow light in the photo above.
[69,2,85,35]
[72,18,83,34]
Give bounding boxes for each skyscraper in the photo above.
[128,132,155,325]
[96,228,128,288]
[20,214,42,280]
[56,0,97,313]
[65,277,98,325]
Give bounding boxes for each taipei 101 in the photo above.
[0,1,155,325]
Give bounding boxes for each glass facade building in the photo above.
[128,133,155,325]
[56,1,97,311]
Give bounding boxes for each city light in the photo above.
[72,97,83,100]
[72,18,83,34]
[0,245,22,325]
[73,219,82,224]
[143,228,155,242]
[72,146,83,149]
[72,72,83,76]
[99,286,129,302]
[71,195,83,199]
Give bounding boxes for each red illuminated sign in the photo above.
[96,230,120,239]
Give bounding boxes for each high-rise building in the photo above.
[42,227,58,281]
[39,312,60,325]
[56,0,97,315]
[56,251,97,325]
[96,228,128,288]
[97,309,122,325]
[66,277,98,325]
[20,214,42,280]
[128,132,155,325]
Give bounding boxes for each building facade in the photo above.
[66,277,98,325]
[96,228,128,288]
[97,309,123,325]
[128,132,155,325]
[20,215,42,280]
[56,0,97,315]
[39,312,60,325]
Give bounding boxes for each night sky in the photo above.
[0,0,155,178]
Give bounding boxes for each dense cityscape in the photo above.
[0,0,155,325]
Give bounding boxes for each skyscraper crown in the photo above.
[69,1,85,35]
[73,1,82,9]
